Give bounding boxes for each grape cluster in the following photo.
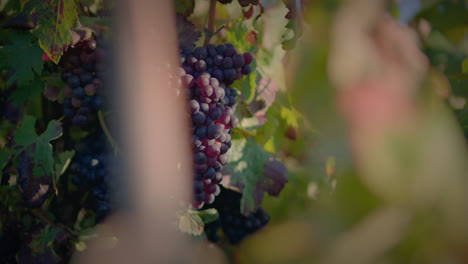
[178,44,254,209]
[60,39,106,127]
[69,133,111,222]
[60,37,112,222]
[204,185,269,244]
[180,43,253,85]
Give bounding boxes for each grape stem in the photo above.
[204,0,217,46]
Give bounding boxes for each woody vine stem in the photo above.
[204,0,217,46]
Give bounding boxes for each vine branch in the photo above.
[204,0,217,46]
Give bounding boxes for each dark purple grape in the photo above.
[80,72,94,84]
[210,107,223,120]
[233,54,245,67]
[67,75,81,88]
[212,69,224,81]
[195,126,207,138]
[194,47,208,59]
[73,87,85,99]
[192,112,206,125]
[72,114,88,126]
[243,52,253,65]
[225,47,237,57]
[194,152,207,164]
[207,123,223,139]
[213,55,224,66]
[220,143,229,154]
[223,69,237,83]
[83,39,97,51]
[203,167,216,180]
[207,44,217,57]
[91,96,103,110]
[206,57,213,67]
[216,45,227,55]
[222,57,233,69]
[213,162,222,172]
[194,180,204,193]
[242,64,252,75]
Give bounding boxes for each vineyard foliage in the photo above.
[0,0,468,263]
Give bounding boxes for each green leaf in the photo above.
[10,78,45,107]
[174,0,195,17]
[41,119,63,142]
[280,105,300,128]
[225,20,253,54]
[196,208,219,224]
[80,16,110,35]
[28,225,62,263]
[0,148,10,171]
[229,137,270,214]
[27,0,79,64]
[240,60,257,104]
[12,115,39,150]
[4,32,44,86]
[12,116,63,203]
[178,210,204,236]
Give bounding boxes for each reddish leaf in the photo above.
[22,0,79,64]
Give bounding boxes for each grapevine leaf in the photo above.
[4,33,44,86]
[0,149,10,171]
[178,210,204,236]
[229,137,270,214]
[10,78,45,107]
[40,119,63,141]
[26,0,79,64]
[174,0,195,17]
[280,105,300,128]
[79,16,110,35]
[17,145,52,207]
[240,59,257,104]
[281,0,304,50]
[13,116,62,205]
[196,208,219,224]
[176,14,201,50]
[225,20,252,53]
[12,115,39,151]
